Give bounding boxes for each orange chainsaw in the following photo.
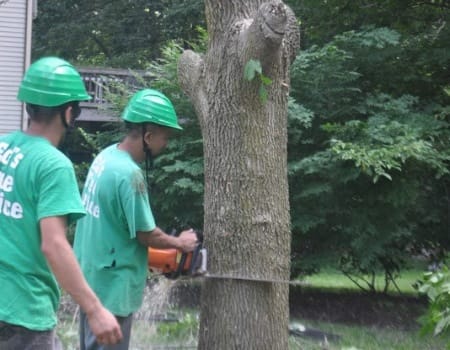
[147,229,207,279]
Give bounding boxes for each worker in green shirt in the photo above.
[74,89,198,350]
[0,57,122,349]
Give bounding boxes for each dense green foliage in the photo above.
[143,36,206,230]
[419,266,450,342]
[286,1,450,293]
[33,0,205,68]
[35,1,450,290]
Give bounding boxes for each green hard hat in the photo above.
[17,56,91,107]
[122,89,182,130]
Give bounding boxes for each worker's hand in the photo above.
[177,229,199,253]
[86,305,123,345]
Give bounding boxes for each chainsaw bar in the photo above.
[188,248,303,285]
[202,273,305,285]
[149,272,305,286]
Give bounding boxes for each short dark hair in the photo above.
[26,102,80,124]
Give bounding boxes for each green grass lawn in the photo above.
[303,265,425,295]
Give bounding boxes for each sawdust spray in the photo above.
[134,276,177,324]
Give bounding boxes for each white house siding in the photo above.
[0,0,32,135]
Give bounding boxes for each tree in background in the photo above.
[32,0,205,68]
[144,39,206,229]
[34,0,207,228]
[287,1,450,291]
[178,0,299,348]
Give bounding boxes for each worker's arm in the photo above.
[40,216,123,345]
[137,227,198,253]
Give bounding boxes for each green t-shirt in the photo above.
[0,131,86,330]
[74,144,156,316]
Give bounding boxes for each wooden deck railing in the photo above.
[76,67,148,122]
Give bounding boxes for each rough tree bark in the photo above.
[178,1,299,349]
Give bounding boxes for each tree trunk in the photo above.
[178,1,299,349]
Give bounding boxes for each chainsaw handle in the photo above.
[188,244,201,275]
